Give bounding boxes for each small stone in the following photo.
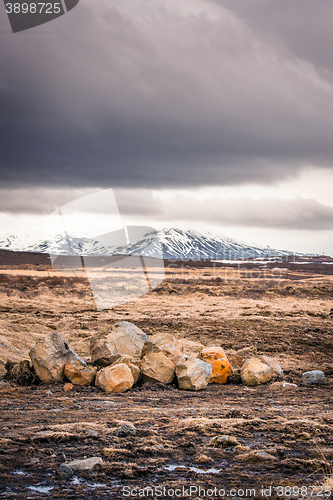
[209,435,240,448]
[302,370,325,385]
[253,450,278,461]
[28,458,40,465]
[114,423,137,437]
[282,382,297,388]
[270,381,297,391]
[65,456,103,471]
[63,383,73,392]
[86,430,99,438]
[241,358,273,386]
[45,389,53,396]
[57,464,73,478]
[195,453,214,464]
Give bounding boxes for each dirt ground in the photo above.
[0,252,332,499]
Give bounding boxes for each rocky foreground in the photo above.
[2,321,330,500]
[0,261,332,498]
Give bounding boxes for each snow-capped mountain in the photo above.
[0,227,296,260]
[156,228,294,260]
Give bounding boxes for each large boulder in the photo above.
[241,358,273,386]
[90,321,149,366]
[175,356,212,391]
[29,332,86,383]
[95,363,134,393]
[64,364,97,386]
[199,347,232,384]
[140,352,176,384]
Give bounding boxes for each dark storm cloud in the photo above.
[1,0,333,190]
[212,0,333,73]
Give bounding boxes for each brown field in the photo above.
[0,250,332,499]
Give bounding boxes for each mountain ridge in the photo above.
[0,227,300,260]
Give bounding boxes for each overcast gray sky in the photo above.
[0,0,332,254]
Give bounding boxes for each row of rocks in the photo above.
[26,321,282,392]
[25,321,324,392]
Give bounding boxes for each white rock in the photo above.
[66,456,103,471]
[175,356,212,391]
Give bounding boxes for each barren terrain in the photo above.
[0,251,332,499]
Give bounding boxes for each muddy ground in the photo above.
[0,253,332,499]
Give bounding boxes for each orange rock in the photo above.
[63,382,73,392]
[64,364,97,386]
[199,347,232,384]
[110,355,140,384]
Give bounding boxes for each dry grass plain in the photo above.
[0,251,332,499]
